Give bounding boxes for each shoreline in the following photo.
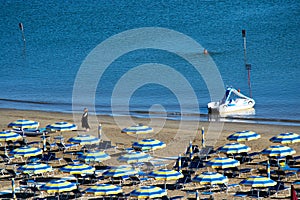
[1,105,300,127]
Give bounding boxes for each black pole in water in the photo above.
[242,30,252,98]
[19,22,26,56]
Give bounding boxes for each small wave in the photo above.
[0,98,70,106]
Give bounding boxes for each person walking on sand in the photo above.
[81,108,90,132]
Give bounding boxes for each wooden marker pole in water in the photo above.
[242,30,252,98]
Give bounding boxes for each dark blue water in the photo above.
[0,1,299,125]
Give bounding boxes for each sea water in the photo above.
[0,0,299,125]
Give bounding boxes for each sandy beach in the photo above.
[0,108,299,199]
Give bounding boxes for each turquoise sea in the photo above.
[0,0,299,125]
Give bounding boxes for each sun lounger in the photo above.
[188,158,204,171]
[57,142,78,152]
[174,174,191,189]
[0,154,14,164]
[5,168,21,178]
[40,152,62,164]
[197,146,213,160]
[278,161,300,176]
[98,141,117,152]
[268,181,290,197]
[64,157,80,164]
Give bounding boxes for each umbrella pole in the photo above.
[12,178,16,199]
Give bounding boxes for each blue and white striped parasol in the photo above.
[240,176,277,198]
[270,132,300,145]
[217,142,251,155]
[46,122,77,132]
[8,119,39,130]
[11,146,42,158]
[227,130,261,142]
[261,145,296,157]
[39,179,77,194]
[103,165,138,178]
[132,139,166,152]
[60,163,95,175]
[121,124,153,135]
[78,150,111,163]
[206,157,240,169]
[148,169,183,188]
[117,151,151,164]
[85,184,122,196]
[0,131,22,142]
[68,134,100,145]
[192,172,228,186]
[130,186,167,199]
[17,162,52,175]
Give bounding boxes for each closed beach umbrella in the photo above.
[201,127,205,148]
[11,146,42,158]
[122,124,153,135]
[261,145,296,157]
[267,160,271,178]
[85,184,122,196]
[46,122,77,132]
[40,180,76,200]
[118,151,151,164]
[132,139,166,152]
[188,141,193,159]
[177,154,182,172]
[227,130,261,142]
[78,150,110,163]
[130,186,167,199]
[103,165,138,178]
[8,119,39,129]
[269,132,300,145]
[192,172,228,186]
[240,176,276,198]
[206,157,240,169]
[68,134,100,145]
[17,162,52,175]
[148,169,183,188]
[217,143,251,155]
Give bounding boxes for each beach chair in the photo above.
[46,141,57,151]
[188,157,204,171]
[101,140,117,152]
[174,174,191,189]
[0,154,14,164]
[197,146,213,160]
[64,157,80,164]
[218,183,241,194]
[268,181,290,197]
[173,156,189,170]
[240,152,261,163]
[232,191,248,199]
[278,160,300,178]
[5,168,21,178]
[276,170,297,181]
[57,142,78,152]
[41,152,62,164]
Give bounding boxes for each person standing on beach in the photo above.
[81,108,90,132]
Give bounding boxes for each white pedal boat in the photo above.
[208,87,255,113]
